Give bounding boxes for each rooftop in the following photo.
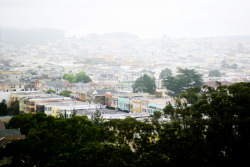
[0,129,21,137]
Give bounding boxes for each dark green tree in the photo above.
[63,72,92,83]
[221,60,238,69]
[2,82,249,167]
[229,63,238,69]
[47,89,56,94]
[162,82,250,166]
[164,68,203,97]
[132,74,156,94]
[159,68,172,79]
[75,71,92,83]
[30,71,37,75]
[63,73,75,83]
[91,109,103,126]
[9,101,20,115]
[104,117,156,152]
[59,90,72,97]
[152,111,162,130]
[47,142,137,167]
[179,87,201,104]
[141,69,154,75]
[208,69,221,77]
[0,99,8,116]
[93,96,105,104]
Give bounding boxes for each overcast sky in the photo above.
[0,0,250,38]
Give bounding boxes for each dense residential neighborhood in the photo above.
[1,0,250,165]
[0,16,250,167]
[1,34,249,121]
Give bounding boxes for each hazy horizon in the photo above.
[1,0,250,39]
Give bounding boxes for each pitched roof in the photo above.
[0,129,21,137]
[88,89,118,96]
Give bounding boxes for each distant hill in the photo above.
[102,32,139,39]
[0,27,65,47]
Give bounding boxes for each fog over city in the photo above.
[0,1,250,166]
[0,0,250,101]
[1,0,250,38]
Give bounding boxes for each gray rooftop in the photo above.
[0,129,21,137]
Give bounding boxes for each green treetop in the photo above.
[208,70,221,77]
[62,71,92,83]
[159,68,172,79]
[132,74,156,94]
[164,68,203,97]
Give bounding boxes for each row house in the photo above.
[105,92,150,113]
[72,90,87,101]
[46,79,65,95]
[19,95,72,113]
[90,89,117,101]
[132,99,142,114]
[0,82,9,92]
[24,82,37,91]
[105,94,112,107]
[44,101,105,118]
[10,92,44,105]
[0,82,37,92]
[0,82,25,92]
[110,95,119,109]
[141,98,150,113]
[120,80,134,92]
[104,91,176,116]
[0,74,22,82]
[35,79,48,91]
[118,97,133,112]
[146,98,176,115]
[0,71,23,82]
